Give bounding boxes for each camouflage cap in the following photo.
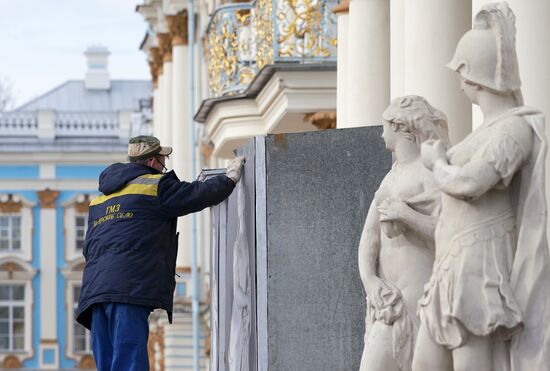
[128,136,173,161]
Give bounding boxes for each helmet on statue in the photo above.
[447,2,521,95]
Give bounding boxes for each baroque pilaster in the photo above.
[157,33,173,63]
[167,10,189,46]
[37,188,60,368]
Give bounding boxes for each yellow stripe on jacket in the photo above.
[90,183,159,206]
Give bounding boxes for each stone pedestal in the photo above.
[207,127,391,370]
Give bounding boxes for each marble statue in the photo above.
[358,95,450,371]
[413,3,550,371]
[228,181,251,371]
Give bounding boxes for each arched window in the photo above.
[0,257,36,366]
[0,194,35,262]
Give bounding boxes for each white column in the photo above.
[334,0,349,128]
[390,0,405,99]
[403,0,472,144]
[503,0,550,120]
[37,190,60,369]
[157,72,165,142]
[152,87,161,137]
[172,42,193,270]
[345,0,390,128]
[162,61,173,150]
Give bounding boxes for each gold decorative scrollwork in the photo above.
[253,0,275,69]
[276,0,338,59]
[207,4,257,97]
[206,0,338,98]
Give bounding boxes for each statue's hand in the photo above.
[378,198,406,222]
[378,198,407,238]
[365,276,399,312]
[421,139,447,170]
[366,277,404,325]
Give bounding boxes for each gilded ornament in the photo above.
[37,189,59,209]
[207,4,257,97]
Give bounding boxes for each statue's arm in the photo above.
[432,158,501,200]
[427,119,533,200]
[358,201,381,287]
[394,203,437,244]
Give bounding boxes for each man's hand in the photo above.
[226,156,245,183]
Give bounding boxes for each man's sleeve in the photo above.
[157,173,236,217]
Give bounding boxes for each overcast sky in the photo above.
[0,0,150,107]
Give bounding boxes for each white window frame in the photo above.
[74,214,88,253]
[0,284,26,352]
[62,195,92,262]
[62,259,92,361]
[0,215,22,253]
[0,195,35,262]
[0,257,36,364]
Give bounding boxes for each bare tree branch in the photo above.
[0,76,16,112]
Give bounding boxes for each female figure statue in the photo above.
[359,96,450,371]
[413,3,550,371]
[228,182,251,371]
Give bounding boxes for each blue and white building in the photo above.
[0,46,151,369]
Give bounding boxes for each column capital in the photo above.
[37,189,59,209]
[333,0,349,14]
[149,60,158,88]
[167,10,188,46]
[200,140,215,163]
[157,32,173,62]
[304,111,337,130]
[150,46,163,84]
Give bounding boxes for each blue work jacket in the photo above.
[76,162,235,330]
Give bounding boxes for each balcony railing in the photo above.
[0,111,120,138]
[0,112,38,137]
[55,112,119,137]
[207,3,257,98]
[206,0,338,98]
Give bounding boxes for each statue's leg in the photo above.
[412,324,452,371]
[452,334,492,371]
[360,321,399,371]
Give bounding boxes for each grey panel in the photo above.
[264,127,391,371]
[255,136,268,371]
[218,198,230,371]
[210,203,221,371]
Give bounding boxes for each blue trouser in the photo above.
[91,303,151,371]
